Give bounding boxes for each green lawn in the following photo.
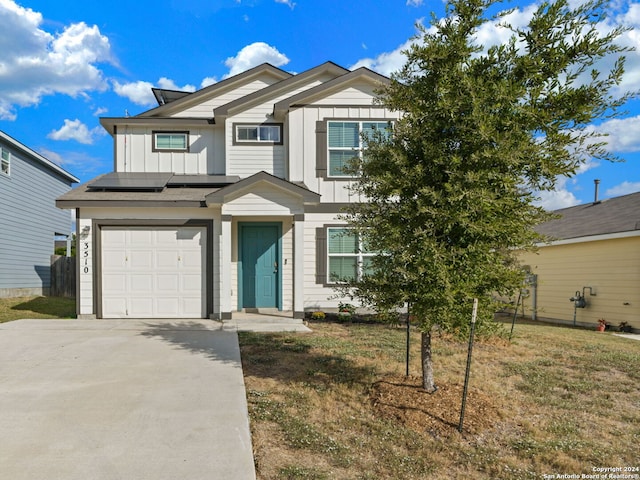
[240,320,640,480]
[0,296,76,323]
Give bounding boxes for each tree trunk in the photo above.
[421,330,437,393]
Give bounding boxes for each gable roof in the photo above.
[205,171,321,205]
[273,67,390,115]
[137,63,292,118]
[537,191,640,241]
[213,61,349,119]
[0,130,79,183]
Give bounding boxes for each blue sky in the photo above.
[0,0,638,210]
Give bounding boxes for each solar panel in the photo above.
[88,172,173,191]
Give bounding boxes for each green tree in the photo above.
[339,0,632,392]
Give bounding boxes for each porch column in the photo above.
[293,214,305,319]
[220,215,232,320]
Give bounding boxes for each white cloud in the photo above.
[275,0,295,9]
[47,119,103,145]
[0,0,113,120]
[406,0,424,6]
[605,180,640,196]
[586,115,640,153]
[350,38,414,76]
[113,80,155,106]
[534,187,581,211]
[200,76,217,88]
[93,107,108,116]
[223,42,289,78]
[113,78,196,106]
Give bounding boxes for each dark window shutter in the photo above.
[315,120,327,179]
[315,227,327,284]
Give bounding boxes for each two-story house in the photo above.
[1,130,79,297]
[57,62,400,320]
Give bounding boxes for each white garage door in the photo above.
[101,226,206,318]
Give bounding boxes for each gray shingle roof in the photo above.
[536,191,640,240]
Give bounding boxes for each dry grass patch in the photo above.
[0,296,76,323]
[240,321,640,480]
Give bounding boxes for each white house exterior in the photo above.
[57,62,400,320]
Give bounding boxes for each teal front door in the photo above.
[239,223,280,309]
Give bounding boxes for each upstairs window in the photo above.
[327,227,374,283]
[152,131,189,152]
[233,123,283,145]
[1,147,10,176]
[328,121,391,177]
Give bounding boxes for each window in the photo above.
[152,131,189,152]
[234,123,283,145]
[1,147,10,176]
[327,228,374,283]
[328,121,391,177]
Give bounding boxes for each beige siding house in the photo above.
[520,191,640,331]
[57,62,400,320]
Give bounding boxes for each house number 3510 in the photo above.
[83,242,89,274]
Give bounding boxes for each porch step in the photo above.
[224,317,305,325]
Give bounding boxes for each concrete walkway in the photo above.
[222,311,312,333]
[0,319,257,480]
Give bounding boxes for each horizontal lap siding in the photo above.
[520,236,640,328]
[0,147,73,291]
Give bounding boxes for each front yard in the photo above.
[0,296,76,323]
[239,320,640,479]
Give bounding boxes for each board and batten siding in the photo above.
[519,236,640,329]
[302,212,354,310]
[288,103,400,203]
[114,127,222,174]
[172,78,282,118]
[0,142,74,294]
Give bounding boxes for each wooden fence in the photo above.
[50,255,76,298]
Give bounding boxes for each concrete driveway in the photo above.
[0,319,256,480]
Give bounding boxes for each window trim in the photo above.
[322,226,374,285]
[0,147,10,176]
[316,118,393,180]
[232,123,284,146]
[152,131,190,153]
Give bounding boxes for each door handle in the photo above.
[274,261,278,273]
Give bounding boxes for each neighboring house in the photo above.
[0,130,79,297]
[57,62,400,319]
[519,191,640,331]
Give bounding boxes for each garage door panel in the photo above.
[103,274,127,292]
[156,250,179,269]
[130,251,153,269]
[157,274,179,292]
[129,229,154,246]
[157,298,180,316]
[102,298,127,317]
[181,250,203,268]
[101,226,206,319]
[181,274,203,292]
[181,297,203,316]
[129,298,154,317]
[130,274,153,293]
[102,250,127,268]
